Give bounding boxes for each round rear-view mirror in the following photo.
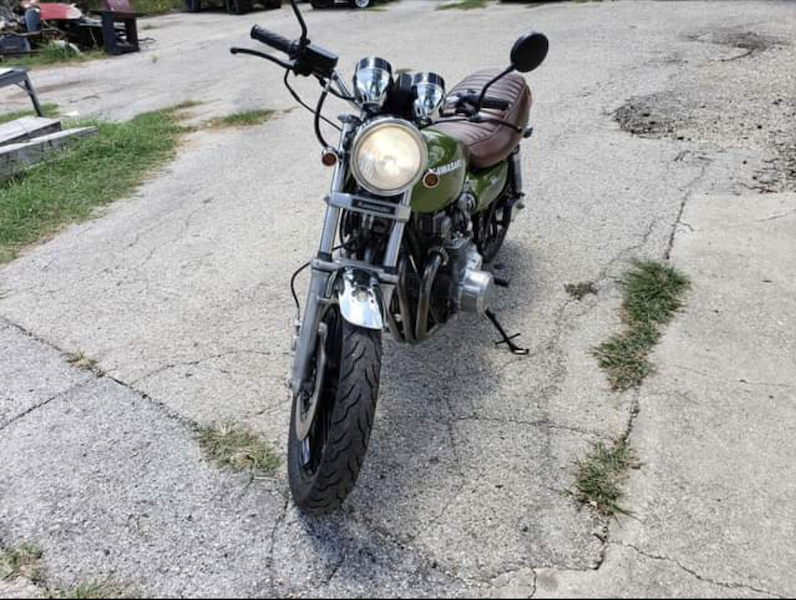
[510,31,549,73]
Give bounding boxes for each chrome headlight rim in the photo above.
[350,117,428,197]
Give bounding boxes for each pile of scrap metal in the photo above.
[0,1,106,59]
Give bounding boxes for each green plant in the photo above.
[593,260,690,390]
[0,544,44,583]
[198,422,280,477]
[206,109,275,129]
[0,105,192,263]
[572,436,640,517]
[437,0,488,10]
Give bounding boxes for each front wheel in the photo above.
[288,308,382,514]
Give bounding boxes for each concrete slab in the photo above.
[0,321,93,427]
[0,1,795,597]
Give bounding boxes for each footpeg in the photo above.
[486,309,529,355]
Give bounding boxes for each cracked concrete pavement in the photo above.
[1,1,795,597]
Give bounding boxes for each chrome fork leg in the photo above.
[290,267,330,397]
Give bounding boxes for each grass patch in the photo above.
[84,0,183,15]
[437,0,489,9]
[65,351,99,372]
[198,422,280,477]
[61,580,136,599]
[572,435,640,517]
[7,43,104,70]
[1,544,134,598]
[0,103,59,125]
[0,104,192,263]
[593,260,690,390]
[565,281,597,300]
[206,109,275,130]
[0,544,44,584]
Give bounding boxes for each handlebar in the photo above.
[251,25,294,57]
[481,97,510,111]
[246,24,339,79]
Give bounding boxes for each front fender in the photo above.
[337,268,384,330]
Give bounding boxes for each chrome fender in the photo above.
[337,268,384,330]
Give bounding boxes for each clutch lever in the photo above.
[230,47,295,71]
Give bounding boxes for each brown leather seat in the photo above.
[434,69,532,169]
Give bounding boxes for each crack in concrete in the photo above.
[665,155,712,259]
[670,364,796,390]
[451,415,602,439]
[615,542,787,598]
[0,378,94,432]
[755,208,796,222]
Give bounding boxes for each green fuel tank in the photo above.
[411,129,467,214]
[411,128,508,215]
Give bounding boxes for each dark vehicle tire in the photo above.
[350,0,372,7]
[477,198,513,264]
[185,0,202,11]
[288,308,382,514]
[227,0,252,14]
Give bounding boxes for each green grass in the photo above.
[0,105,192,263]
[0,544,44,584]
[572,435,640,517]
[593,260,690,390]
[61,580,136,599]
[1,544,134,598]
[0,103,59,125]
[65,351,99,372]
[437,0,489,10]
[84,0,184,15]
[565,281,597,300]
[6,43,105,70]
[206,109,275,129]
[198,422,280,477]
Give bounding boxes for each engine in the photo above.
[443,235,494,315]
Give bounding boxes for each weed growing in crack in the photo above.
[61,579,137,599]
[593,260,690,390]
[0,544,44,584]
[198,422,280,478]
[65,351,99,372]
[1,543,135,597]
[565,281,598,300]
[572,435,640,517]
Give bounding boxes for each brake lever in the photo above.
[230,47,295,71]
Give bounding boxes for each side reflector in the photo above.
[423,171,440,188]
[321,148,338,167]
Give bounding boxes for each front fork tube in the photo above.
[290,126,410,397]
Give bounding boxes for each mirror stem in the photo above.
[477,65,515,111]
[289,0,309,45]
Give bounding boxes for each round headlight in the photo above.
[350,119,428,196]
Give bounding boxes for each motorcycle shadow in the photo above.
[293,239,554,544]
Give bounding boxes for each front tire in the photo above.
[288,310,382,514]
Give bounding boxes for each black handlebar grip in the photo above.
[481,97,510,111]
[251,25,293,56]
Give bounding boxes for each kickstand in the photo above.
[485,309,530,355]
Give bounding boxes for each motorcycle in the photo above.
[232,0,548,513]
